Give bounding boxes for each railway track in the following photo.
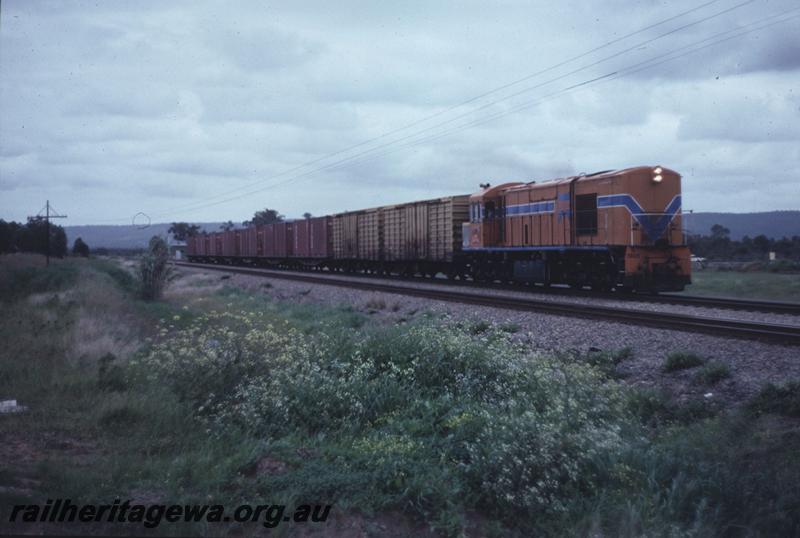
[464,280,800,315]
[175,261,800,345]
[178,261,800,314]
[347,270,800,315]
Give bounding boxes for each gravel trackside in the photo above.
[176,267,800,408]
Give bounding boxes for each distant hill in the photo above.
[63,211,800,249]
[64,223,224,249]
[684,211,800,240]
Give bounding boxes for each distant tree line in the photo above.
[243,208,284,227]
[168,222,202,241]
[169,208,287,241]
[0,219,68,257]
[688,224,800,261]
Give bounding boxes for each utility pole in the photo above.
[27,201,67,266]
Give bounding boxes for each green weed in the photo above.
[0,262,78,302]
[748,381,800,417]
[663,351,705,372]
[695,361,732,386]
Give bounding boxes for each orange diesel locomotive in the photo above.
[463,165,690,291]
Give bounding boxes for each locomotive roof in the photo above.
[501,165,678,193]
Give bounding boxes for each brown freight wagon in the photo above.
[186,236,197,257]
[193,235,204,257]
[383,196,470,262]
[213,233,223,257]
[220,230,238,257]
[239,227,258,258]
[293,219,311,258]
[292,217,331,258]
[263,222,294,258]
[309,216,332,258]
[255,226,265,256]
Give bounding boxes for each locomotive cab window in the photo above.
[575,193,598,235]
[470,203,481,222]
[484,200,496,220]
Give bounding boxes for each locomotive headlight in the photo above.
[654,166,663,175]
[653,174,663,183]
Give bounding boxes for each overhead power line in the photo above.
[154,1,785,218]
[165,5,799,215]
[133,0,750,220]
[339,7,800,168]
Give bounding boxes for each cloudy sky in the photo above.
[1,0,798,225]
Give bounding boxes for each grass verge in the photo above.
[683,270,800,302]
[1,257,799,536]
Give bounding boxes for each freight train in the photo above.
[187,165,691,292]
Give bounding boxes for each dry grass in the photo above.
[62,268,142,361]
[0,252,49,270]
[3,257,145,364]
[364,296,387,311]
[164,271,222,299]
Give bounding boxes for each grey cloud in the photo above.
[208,25,324,72]
[64,87,179,118]
[1,0,799,224]
[675,80,799,142]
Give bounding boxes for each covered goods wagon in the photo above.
[383,195,469,262]
[332,208,382,260]
[333,211,359,259]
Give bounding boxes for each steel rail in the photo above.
[176,260,800,314]
[174,261,800,345]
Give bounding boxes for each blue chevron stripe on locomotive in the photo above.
[597,194,681,241]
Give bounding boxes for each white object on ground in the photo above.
[0,400,28,414]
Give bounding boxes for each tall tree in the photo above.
[220,220,236,231]
[0,219,67,257]
[710,224,730,240]
[0,220,19,254]
[72,237,90,257]
[168,222,201,241]
[243,209,284,227]
[303,212,313,220]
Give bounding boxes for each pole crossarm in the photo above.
[26,200,67,266]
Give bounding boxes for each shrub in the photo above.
[498,321,521,333]
[137,236,173,300]
[468,320,491,334]
[663,352,704,372]
[748,381,800,417]
[136,314,629,524]
[97,352,127,392]
[626,388,716,426]
[586,347,633,378]
[364,297,386,311]
[695,361,731,385]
